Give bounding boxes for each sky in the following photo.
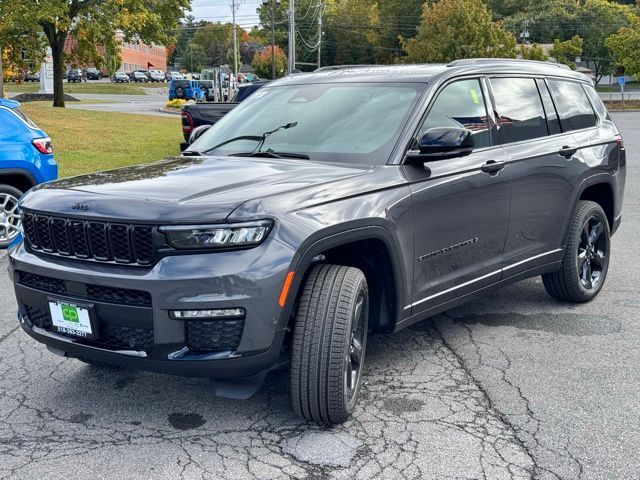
[189,0,263,30]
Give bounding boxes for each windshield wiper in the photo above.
[202,122,298,156]
[181,150,202,156]
[202,135,263,154]
[229,151,310,160]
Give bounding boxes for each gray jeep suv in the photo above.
[9,60,626,424]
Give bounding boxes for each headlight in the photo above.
[160,220,273,250]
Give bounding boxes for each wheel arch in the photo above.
[579,179,614,232]
[0,169,37,193]
[281,225,407,334]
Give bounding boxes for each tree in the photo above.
[503,0,580,43]
[486,0,530,20]
[401,0,517,63]
[517,43,548,61]
[0,1,44,97]
[3,0,189,107]
[252,45,287,78]
[577,0,635,83]
[179,43,207,72]
[324,0,381,65]
[550,35,583,69]
[191,23,234,69]
[374,0,423,62]
[606,16,640,78]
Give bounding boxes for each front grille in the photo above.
[23,306,154,352]
[186,319,244,352]
[22,212,156,266]
[25,305,52,329]
[99,324,154,351]
[19,271,67,294]
[17,271,151,307]
[86,285,152,307]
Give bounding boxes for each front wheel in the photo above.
[542,200,610,303]
[0,185,23,248]
[290,264,369,424]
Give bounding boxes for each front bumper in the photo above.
[9,238,295,378]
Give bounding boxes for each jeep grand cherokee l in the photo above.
[9,60,626,424]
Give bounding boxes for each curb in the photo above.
[159,107,181,115]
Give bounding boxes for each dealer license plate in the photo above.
[49,301,94,339]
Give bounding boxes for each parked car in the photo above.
[0,99,57,248]
[111,72,130,83]
[85,67,102,80]
[196,80,215,101]
[180,81,269,150]
[166,71,184,81]
[149,70,165,82]
[130,71,149,83]
[169,79,205,101]
[66,69,84,83]
[23,72,40,83]
[9,60,626,424]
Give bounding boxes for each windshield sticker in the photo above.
[470,89,480,104]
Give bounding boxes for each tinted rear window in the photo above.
[13,108,38,128]
[490,77,548,143]
[547,80,597,131]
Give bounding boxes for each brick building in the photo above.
[64,32,167,73]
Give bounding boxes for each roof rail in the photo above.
[447,58,571,70]
[314,64,375,72]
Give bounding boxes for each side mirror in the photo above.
[189,125,211,145]
[406,127,475,163]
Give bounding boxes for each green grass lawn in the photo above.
[21,103,182,178]
[596,81,640,93]
[6,81,167,95]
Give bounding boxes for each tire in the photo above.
[0,184,23,249]
[175,86,186,99]
[542,200,610,303]
[290,264,369,424]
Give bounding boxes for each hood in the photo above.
[22,156,373,223]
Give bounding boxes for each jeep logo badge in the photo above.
[71,203,89,211]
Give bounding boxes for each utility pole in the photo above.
[270,0,276,79]
[231,0,239,79]
[288,0,295,74]
[317,3,323,69]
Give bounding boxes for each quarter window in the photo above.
[490,77,548,143]
[547,80,597,131]
[418,79,492,149]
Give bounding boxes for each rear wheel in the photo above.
[0,185,22,248]
[290,264,368,424]
[542,200,610,303]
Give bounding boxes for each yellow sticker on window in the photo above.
[470,89,480,104]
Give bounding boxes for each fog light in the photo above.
[170,308,245,319]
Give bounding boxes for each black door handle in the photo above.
[481,160,506,174]
[559,146,578,158]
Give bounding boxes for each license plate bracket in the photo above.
[48,298,97,340]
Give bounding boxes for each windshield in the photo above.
[192,82,425,164]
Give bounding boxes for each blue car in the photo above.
[0,99,58,248]
[169,79,205,101]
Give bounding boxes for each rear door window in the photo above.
[547,80,597,131]
[490,77,548,143]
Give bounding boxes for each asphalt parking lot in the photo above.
[0,112,637,480]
